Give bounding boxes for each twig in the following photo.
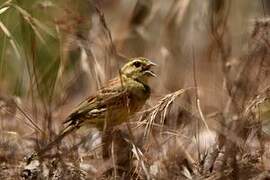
[94,4,117,56]
[191,45,210,132]
[15,103,44,134]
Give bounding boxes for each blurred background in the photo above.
[0,0,270,179]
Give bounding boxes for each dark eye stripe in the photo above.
[133,61,141,67]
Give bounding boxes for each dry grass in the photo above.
[1,0,270,179]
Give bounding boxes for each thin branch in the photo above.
[94,4,117,56]
[15,103,44,134]
[192,46,210,132]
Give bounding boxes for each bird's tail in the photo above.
[34,124,79,158]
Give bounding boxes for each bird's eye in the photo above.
[133,61,141,68]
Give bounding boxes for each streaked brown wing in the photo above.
[64,78,128,127]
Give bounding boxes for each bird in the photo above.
[26,57,156,162]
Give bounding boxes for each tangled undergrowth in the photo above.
[1,0,270,179]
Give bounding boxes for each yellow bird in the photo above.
[27,57,156,161]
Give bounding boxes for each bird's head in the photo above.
[121,57,157,84]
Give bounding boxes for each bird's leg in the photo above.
[102,127,113,159]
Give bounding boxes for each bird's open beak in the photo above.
[144,61,157,77]
[148,61,157,67]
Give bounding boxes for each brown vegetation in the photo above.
[0,0,270,179]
